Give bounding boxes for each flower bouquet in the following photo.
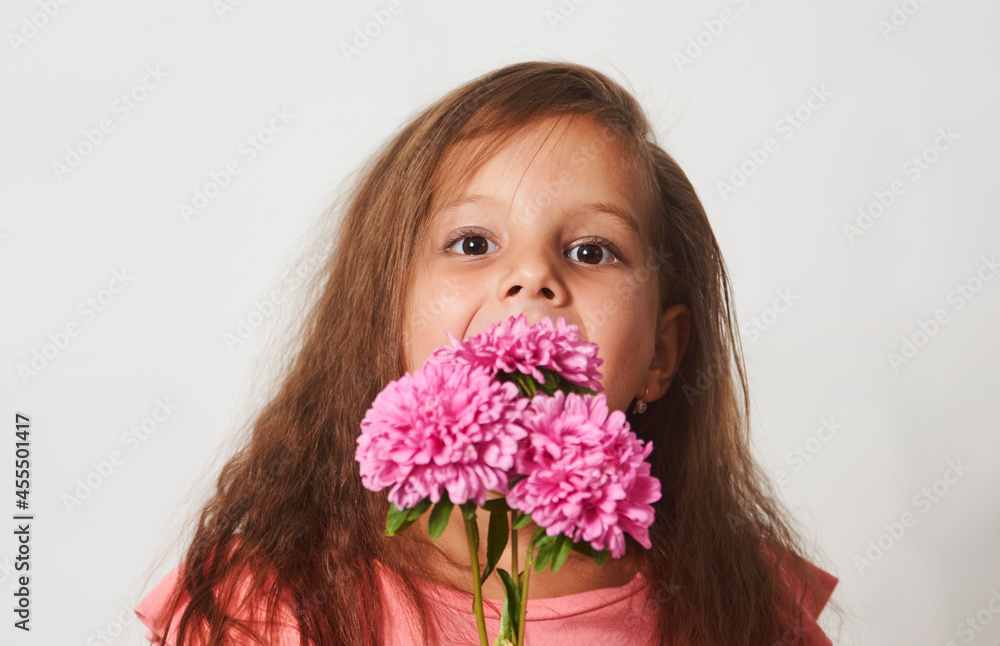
[355,314,660,646]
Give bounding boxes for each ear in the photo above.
[642,303,691,403]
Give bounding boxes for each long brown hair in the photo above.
[145,60,844,645]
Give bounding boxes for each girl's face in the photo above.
[403,115,678,413]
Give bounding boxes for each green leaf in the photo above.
[513,373,537,398]
[481,507,509,585]
[385,498,431,536]
[409,497,432,518]
[427,495,453,540]
[566,540,610,565]
[540,368,561,395]
[512,512,533,530]
[532,545,552,572]
[533,536,556,573]
[481,497,510,513]
[494,568,521,643]
[386,502,408,536]
[563,381,597,396]
[550,535,573,573]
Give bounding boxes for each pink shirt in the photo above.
[135,556,837,645]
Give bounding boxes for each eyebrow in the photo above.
[440,194,642,239]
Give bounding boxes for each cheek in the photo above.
[589,294,657,410]
[402,273,434,371]
[411,279,469,335]
[403,273,476,371]
[599,347,640,412]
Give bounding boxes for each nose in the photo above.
[497,242,569,307]
[508,284,555,299]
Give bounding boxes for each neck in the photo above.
[409,509,645,600]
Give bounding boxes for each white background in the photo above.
[1,1,998,644]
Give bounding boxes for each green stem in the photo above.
[511,513,519,587]
[517,542,532,645]
[464,514,489,646]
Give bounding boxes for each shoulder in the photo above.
[134,565,184,644]
[760,540,839,645]
[134,563,305,646]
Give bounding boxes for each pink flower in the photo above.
[427,314,604,393]
[355,360,530,510]
[506,391,660,558]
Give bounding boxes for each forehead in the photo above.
[428,115,650,233]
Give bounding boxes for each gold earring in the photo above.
[632,385,649,414]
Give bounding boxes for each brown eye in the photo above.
[448,234,498,256]
[568,242,617,265]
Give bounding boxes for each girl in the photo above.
[134,60,843,645]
